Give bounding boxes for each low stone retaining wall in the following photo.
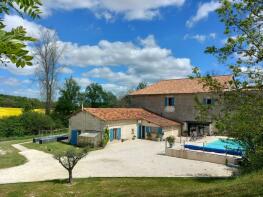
[165,147,240,165]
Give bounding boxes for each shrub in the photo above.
[102,128,109,147]
[20,111,55,135]
[0,111,65,137]
[166,136,175,147]
[0,116,24,137]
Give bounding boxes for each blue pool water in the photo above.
[205,139,244,151]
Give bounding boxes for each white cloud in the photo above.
[74,77,92,89]
[3,15,51,39]
[41,0,185,20]
[184,33,216,43]
[1,63,37,76]
[186,1,221,28]
[0,77,31,86]
[102,83,130,96]
[209,33,216,39]
[58,67,74,74]
[1,15,194,96]
[12,88,40,98]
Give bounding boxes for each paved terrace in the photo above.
[0,139,233,184]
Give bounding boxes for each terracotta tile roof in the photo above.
[84,108,180,127]
[130,75,233,95]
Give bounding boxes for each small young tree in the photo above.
[54,148,88,184]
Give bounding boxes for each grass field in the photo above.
[0,170,262,197]
[23,141,102,155]
[0,107,44,118]
[0,139,29,169]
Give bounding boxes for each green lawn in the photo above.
[23,141,102,155]
[0,139,28,169]
[0,170,263,197]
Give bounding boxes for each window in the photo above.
[165,97,175,106]
[203,98,214,105]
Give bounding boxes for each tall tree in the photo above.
[34,29,63,115]
[0,0,41,67]
[136,81,148,90]
[85,83,117,108]
[55,77,81,125]
[193,0,263,172]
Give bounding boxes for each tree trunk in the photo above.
[68,169,73,184]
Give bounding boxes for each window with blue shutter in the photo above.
[165,97,175,106]
[165,97,168,106]
[203,97,215,105]
[137,124,141,139]
[109,129,114,141]
[117,128,121,140]
[158,127,163,134]
[171,97,175,106]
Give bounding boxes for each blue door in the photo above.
[70,129,78,145]
[109,128,114,142]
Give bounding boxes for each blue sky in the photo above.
[0,0,231,98]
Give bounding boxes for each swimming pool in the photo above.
[205,139,244,151]
[184,138,244,156]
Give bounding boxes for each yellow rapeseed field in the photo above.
[0,107,45,118]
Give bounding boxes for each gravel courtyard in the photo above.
[0,140,233,184]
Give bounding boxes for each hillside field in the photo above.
[0,107,44,118]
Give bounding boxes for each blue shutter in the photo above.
[117,128,121,140]
[158,127,163,134]
[203,98,207,105]
[109,129,114,142]
[146,127,150,134]
[137,124,141,139]
[211,98,215,105]
[165,97,168,106]
[172,97,175,106]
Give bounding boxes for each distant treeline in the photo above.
[0,94,44,108]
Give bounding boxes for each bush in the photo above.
[0,116,24,137]
[0,111,62,137]
[20,112,55,135]
[166,136,175,147]
[102,128,109,147]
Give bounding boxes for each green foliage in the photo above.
[20,111,55,135]
[22,102,33,113]
[55,77,81,125]
[136,81,148,90]
[205,0,262,66]
[166,136,175,146]
[0,112,63,137]
[54,148,88,184]
[0,139,28,169]
[0,94,43,108]
[193,0,263,173]
[102,128,109,146]
[0,0,42,67]
[0,116,24,137]
[84,83,118,108]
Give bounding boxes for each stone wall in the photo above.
[165,147,240,165]
[130,93,221,123]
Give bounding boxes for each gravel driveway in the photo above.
[0,140,233,184]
